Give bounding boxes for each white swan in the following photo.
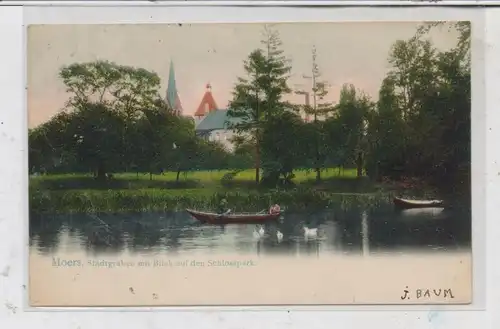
[303,226,318,238]
[253,225,265,239]
[276,230,284,242]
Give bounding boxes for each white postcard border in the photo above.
[23,4,485,311]
[0,3,496,329]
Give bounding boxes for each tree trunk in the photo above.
[255,80,261,185]
[149,172,153,181]
[314,115,321,182]
[255,131,260,184]
[176,169,181,183]
[356,152,363,178]
[374,161,380,181]
[96,163,106,181]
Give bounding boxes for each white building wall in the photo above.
[208,129,237,152]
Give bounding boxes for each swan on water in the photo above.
[276,230,284,242]
[303,226,318,238]
[253,225,265,239]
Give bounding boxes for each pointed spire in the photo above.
[166,60,176,105]
[166,60,183,115]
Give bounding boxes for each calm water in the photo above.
[29,200,471,256]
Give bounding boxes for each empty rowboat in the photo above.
[393,197,444,209]
[186,209,281,225]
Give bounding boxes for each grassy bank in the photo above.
[29,168,420,215]
[30,188,394,215]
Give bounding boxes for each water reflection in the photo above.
[29,201,471,256]
[361,211,369,256]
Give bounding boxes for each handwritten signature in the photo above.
[401,286,454,300]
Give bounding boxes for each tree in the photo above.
[260,24,294,119]
[59,61,121,109]
[365,77,406,180]
[334,84,373,178]
[228,25,293,184]
[386,38,438,119]
[135,98,178,180]
[260,111,306,186]
[364,21,470,190]
[419,23,471,186]
[59,61,161,112]
[416,21,470,67]
[162,115,197,182]
[29,112,75,174]
[296,45,334,182]
[228,50,266,184]
[32,60,239,181]
[67,103,125,179]
[59,61,162,172]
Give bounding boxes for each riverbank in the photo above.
[29,168,440,215]
[30,187,394,215]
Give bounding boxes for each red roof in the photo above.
[194,83,218,118]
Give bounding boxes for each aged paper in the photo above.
[28,22,472,306]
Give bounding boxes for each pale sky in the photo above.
[27,23,460,128]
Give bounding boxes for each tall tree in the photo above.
[59,60,160,113]
[29,112,75,174]
[260,111,306,186]
[296,45,334,182]
[59,60,121,109]
[416,21,470,67]
[365,21,470,189]
[135,98,179,180]
[386,38,438,119]
[58,60,162,174]
[260,24,293,119]
[417,21,471,187]
[335,84,373,177]
[228,25,292,184]
[228,50,266,183]
[67,103,125,179]
[365,77,406,180]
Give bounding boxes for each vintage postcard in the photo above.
[28,22,472,306]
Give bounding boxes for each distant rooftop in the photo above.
[194,83,218,118]
[195,109,243,132]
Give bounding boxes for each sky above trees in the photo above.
[27,22,459,128]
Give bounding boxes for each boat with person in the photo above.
[393,196,444,209]
[186,204,282,225]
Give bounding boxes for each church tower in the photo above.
[165,60,183,116]
[194,83,218,121]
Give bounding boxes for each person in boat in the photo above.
[269,204,281,215]
[217,198,231,215]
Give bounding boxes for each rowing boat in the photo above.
[186,209,281,225]
[393,197,444,209]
